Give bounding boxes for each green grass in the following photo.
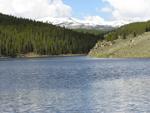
[89,32,150,58]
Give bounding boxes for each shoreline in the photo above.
[1,55,150,59]
[0,54,87,59]
[2,53,150,59]
[89,55,150,59]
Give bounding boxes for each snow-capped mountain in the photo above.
[37,17,114,30]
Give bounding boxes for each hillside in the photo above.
[104,21,150,41]
[74,28,111,36]
[0,13,103,57]
[89,32,150,58]
[89,21,150,58]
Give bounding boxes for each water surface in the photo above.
[0,56,150,113]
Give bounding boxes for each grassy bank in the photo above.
[89,32,150,58]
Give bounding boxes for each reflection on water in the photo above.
[0,56,150,113]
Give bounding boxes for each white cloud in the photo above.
[84,16,106,25]
[0,0,149,26]
[100,7,112,13]
[81,0,150,26]
[102,0,150,21]
[83,16,128,26]
[0,0,72,19]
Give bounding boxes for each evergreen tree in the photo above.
[0,13,103,57]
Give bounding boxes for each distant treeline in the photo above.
[74,28,109,36]
[0,13,103,57]
[105,21,150,41]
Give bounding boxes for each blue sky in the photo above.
[0,0,150,25]
[64,0,111,19]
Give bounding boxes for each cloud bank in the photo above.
[0,0,150,26]
[102,0,150,21]
[0,0,72,19]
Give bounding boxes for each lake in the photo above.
[0,56,150,113]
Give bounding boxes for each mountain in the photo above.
[89,20,150,58]
[37,17,114,30]
[0,13,103,57]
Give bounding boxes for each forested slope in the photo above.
[74,28,111,36]
[0,13,102,57]
[104,21,150,41]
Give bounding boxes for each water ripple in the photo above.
[0,57,150,113]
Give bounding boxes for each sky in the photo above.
[63,0,109,19]
[0,0,150,25]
